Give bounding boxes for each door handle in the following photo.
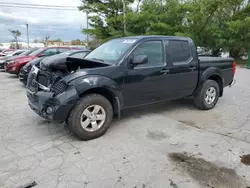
[160,69,170,73]
[189,67,196,71]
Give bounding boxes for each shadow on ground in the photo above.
[121,98,197,119]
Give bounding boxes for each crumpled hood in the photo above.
[40,56,110,72]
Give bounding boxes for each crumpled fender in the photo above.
[69,75,123,105]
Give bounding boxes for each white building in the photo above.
[0,42,44,49]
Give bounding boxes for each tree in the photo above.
[85,37,101,50]
[33,39,39,43]
[79,0,134,42]
[9,29,21,49]
[220,3,250,58]
[127,0,186,36]
[78,0,250,58]
[52,38,62,42]
[71,39,82,45]
[41,36,50,46]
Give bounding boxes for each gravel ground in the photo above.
[0,67,249,188]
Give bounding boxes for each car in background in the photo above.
[5,47,80,75]
[19,49,90,84]
[0,49,37,69]
[0,49,16,56]
[0,49,27,61]
[5,49,27,57]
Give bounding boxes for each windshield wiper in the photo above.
[92,58,104,62]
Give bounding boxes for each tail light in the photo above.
[232,61,236,75]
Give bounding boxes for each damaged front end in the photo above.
[26,57,110,122]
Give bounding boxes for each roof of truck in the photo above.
[120,35,192,41]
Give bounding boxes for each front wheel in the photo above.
[194,80,220,110]
[68,94,113,141]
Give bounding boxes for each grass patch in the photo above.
[235,59,248,65]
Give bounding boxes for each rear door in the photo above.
[165,40,199,98]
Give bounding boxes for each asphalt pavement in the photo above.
[0,67,249,188]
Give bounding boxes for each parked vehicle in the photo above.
[0,49,38,70]
[26,36,236,140]
[19,50,90,84]
[0,49,16,56]
[5,47,80,75]
[5,50,27,57]
[0,50,27,68]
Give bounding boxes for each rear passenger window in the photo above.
[167,40,191,63]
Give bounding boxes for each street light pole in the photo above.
[25,23,29,49]
[86,12,89,46]
[122,0,126,35]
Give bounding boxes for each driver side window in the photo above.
[42,48,58,56]
[132,41,164,67]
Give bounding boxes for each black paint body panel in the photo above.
[26,36,235,122]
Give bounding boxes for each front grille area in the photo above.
[37,74,48,86]
[27,72,38,92]
[51,81,68,95]
[27,68,68,95]
[37,71,53,87]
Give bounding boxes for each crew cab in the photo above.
[26,36,236,140]
[5,47,79,75]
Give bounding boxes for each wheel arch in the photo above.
[79,87,121,118]
[207,74,223,97]
[199,67,224,97]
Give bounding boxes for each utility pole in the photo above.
[86,12,89,46]
[25,23,29,49]
[122,0,126,35]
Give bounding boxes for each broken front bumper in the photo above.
[27,87,79,122]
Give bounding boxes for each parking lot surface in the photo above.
[0,67,250,188]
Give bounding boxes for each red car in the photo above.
[0,49,16,56]
[6,47,80,75]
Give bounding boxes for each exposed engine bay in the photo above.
[28,57,110,95]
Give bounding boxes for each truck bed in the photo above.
[199,56,235,87]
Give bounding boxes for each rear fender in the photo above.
[196,67,224,96]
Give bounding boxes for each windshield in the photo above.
[85,38,137,63]
[29,48,45,56]
[22,49,35,56]
[58,50,74,56]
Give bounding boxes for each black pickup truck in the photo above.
[26,36,236,140]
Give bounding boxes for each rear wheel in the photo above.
[68,94,113,141]
[194,80,220,110]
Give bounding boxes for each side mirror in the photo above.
[131,55,148,67]
[38,53,44,57]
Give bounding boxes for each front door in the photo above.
[122,40,172,108]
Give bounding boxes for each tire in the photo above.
[194,80,220,110]
[17,66,23,76]
[68,94,113,141]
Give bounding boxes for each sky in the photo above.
[0,0,87,42]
